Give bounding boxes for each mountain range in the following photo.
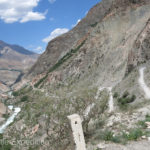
[0,40,39,94]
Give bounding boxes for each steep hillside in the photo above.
[1,0,150,150]
[28,0,149,76]
[0,40,39,93]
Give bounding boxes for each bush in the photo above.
[122,91,129,98]
[103,130,114,141]
[20,95,29,102]
[0,140,12,150]
[145,114,150,121]
[127,128,143,140]
[111,135,122,143]
[0,134,3,139]
[34,74,48,88]
[12,91,19,97]
[90,22,98,27]
[3,114,9,119]
[117,91,136,107]
[113,92,119,98]
[138,120,147,128]
[128,95,136,103]
[138,114,150,128]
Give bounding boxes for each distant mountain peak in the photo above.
[0,40,36,55]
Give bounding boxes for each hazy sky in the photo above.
[0,0,100,53]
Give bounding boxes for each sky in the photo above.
[0,0,100,54]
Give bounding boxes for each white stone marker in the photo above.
[68,114,86,150]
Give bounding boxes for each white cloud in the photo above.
[34,46,44,53]
[49,0,56,4]
[0,0,46,23]
[72,19,81,27]
[20,11,46,23]
[42,28,69,43]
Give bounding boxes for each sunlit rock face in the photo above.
[27,0,150,88]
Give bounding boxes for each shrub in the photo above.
[34,74,48,88]
[111,135,122,143]
[103,130,114,141]
[12,91,19,97]
[128,95,136,103]
[3,114,9,119]
[90,22,98,27]
[127,128,143,140]
[20,95,29,102]
[113,92,119,98]
[118,98,128,105]
[122,91,129,98]
[0,140,12,150]
[138,120,147,128]
[0,134,3,139]
[145,114,150,121]
[117,91,136,108]
[138,114,150,128]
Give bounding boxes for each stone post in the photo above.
[67,114,86,150]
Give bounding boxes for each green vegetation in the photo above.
[12,86,32,97]
[116,91,136,109]
[126,128,143,140]
[93,114,150,145]
[0,136,12,150]
[34,74,48,88]
[12,91,20,97]
[34,40,86,88]
[0,142,12,150]
[94,128,143,145]
[16,83,109,149]
[138,114,150,128]
[2,114,9,120]
[20,95,29,102]
[113,92,119,98]
[90,22,98,27]
[0,134,3,139]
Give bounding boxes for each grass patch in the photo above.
[126,128,143,140]
[94,128,143,144]
[138,114,150,129]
